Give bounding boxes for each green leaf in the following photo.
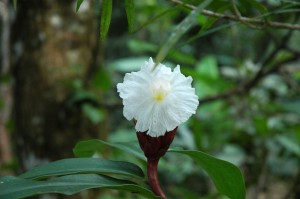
[196,55,219,79]
[92,67,112,91]
[124,0,136,32]
[13,0,17,10]
[100,0,113,43]
[0,174,159,199]
[19,158,144,180]
[191,55,221,98]
[155,0,212,64]
[68,90,98,105]
[76,0,85,12]
[276,135,300,156]
[134,6,178,33]
[245,0,268,14]
[184,22,236,45]
[254,116,269,136]
[169,149,246,199]
[109,56,150,72]
[74,139,146,161]
[82,104,105,124]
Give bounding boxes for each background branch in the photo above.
[200,32,299,105]
[171,0,300,30]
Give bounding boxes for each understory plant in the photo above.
[0,58,246,199]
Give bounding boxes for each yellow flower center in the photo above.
[150,78,171,102]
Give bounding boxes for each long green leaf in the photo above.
[155,0,212,64]
[184,22,236,46]
[169,149,246,199]
[13,0,17,10]
[0,174,159,199]
[100,0,113,43]
[134,6,179,33]
[76,0,85,12]
[74,139,146,161]
[19,158,144,180]
[124,0,136,32]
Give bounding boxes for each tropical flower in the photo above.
[117,58,199,137]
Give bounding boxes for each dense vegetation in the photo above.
[0,0,299,198]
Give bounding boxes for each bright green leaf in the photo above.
[100,0,113,43]
[124,0,136,32]
[0,174,159,199]
[196,55,219,79]
[192,56,221,98]
[254,116,269,136]
[169,149,246,199]
[76,0,85,12]
[19,158,144,180]
[74,139,146,161]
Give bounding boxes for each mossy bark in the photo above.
[11,0,100,171]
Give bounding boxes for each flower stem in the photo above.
[147,158,167,199]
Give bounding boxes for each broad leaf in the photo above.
[76,0,85,12]
[0,174,159,199]
[19,158,144,180]
[169,149,246,199]
[124,0,135,32]
[74,139,146,161]
[100,0,113,43]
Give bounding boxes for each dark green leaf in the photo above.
[19,158,144,180]
[76,0,85,12]
[82,104,105,124]
[0,174,159,199]
[100,0,113,43]
[74,139,146,161]
[13,0,17,10]
[169,149,246,199]
[184,22,236,45]
[68,90,98,105]
[245,0,268,14]
[92,67,112,90]
[155,0,212,64]
[124,0,136,32]
[134,6,178,33]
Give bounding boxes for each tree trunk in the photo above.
[11,0,99,171]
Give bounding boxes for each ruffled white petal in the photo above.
[117,58,199,137]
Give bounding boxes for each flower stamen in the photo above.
[151,78,171,102]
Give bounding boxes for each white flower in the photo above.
[117,58,199,137]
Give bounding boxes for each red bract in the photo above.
[136,128,177,160]
[136,128,177,199]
